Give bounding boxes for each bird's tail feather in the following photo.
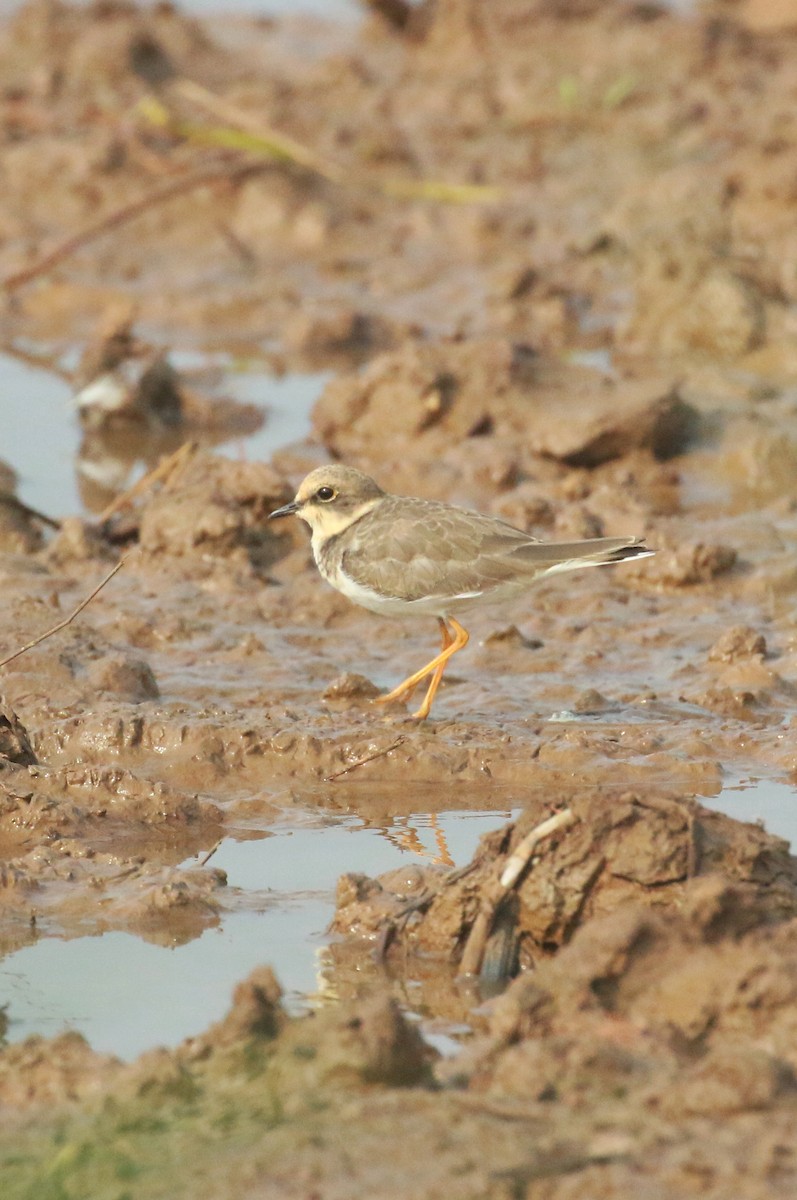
[513,537,654,578]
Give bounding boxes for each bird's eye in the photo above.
[316,486,336,502]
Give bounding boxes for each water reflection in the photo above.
[0,348,328,518]
[0,807,509,1059]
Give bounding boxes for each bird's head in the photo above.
[269,465,385,538]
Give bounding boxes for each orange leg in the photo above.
[412,619,453,710]
[431,813,454,867]
[384,814,453,867]
[374,616,469,720]
[374,618,451,706]
[385,618,452,706]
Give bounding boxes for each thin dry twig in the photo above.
[1,159,262,294]
[0,555,129,670]
[457,905,497,979]
[98,440,197,524]
[325,734,406,781]
[200,839,222,866]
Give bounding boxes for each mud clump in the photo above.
[0,494,45,555]
[86,651,160,702]
[0,972,440,1197]
[137,451,292,569]
[333,791,797,970]
[477,886,797,1109]
[313,341,697,495]
[1,0,223,96]
[322,671,382,703]
[0,762,224,955]
[709,624,767,663]
[631,538,738,587]
[0,465,50,555]
[0,1031,122,1111]
[5,941,797,1199]
[188,965,285,1050]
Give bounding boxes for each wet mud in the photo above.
[4,0,797,1195]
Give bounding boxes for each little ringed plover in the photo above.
[270,464,653,719]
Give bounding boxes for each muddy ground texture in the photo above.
[4,0,797,1195]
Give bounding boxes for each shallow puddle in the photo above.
[0,353,77,515]
[0,807,512,1059]
[0,351,327,516]
[703,777,797,848]
[4,774,797,1059]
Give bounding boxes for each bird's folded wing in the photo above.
[340,500,633,602]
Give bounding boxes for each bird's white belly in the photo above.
[313,540,501,619]
[321,556,423,616]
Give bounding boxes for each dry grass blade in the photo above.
[139,95,339,177]
[200,839,223,866]
[99,440,197,524]
[1,158,263,294]
[167,82,346,184]
[143,83,502,205]
[325,735,406,781]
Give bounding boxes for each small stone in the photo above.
[322,673,380,701]
[482,625,541,650]
[571,688,612,714]
[87,654,160,702]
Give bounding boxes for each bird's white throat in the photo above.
[306,497,382,544]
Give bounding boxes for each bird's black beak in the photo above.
[269,500,299,520]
